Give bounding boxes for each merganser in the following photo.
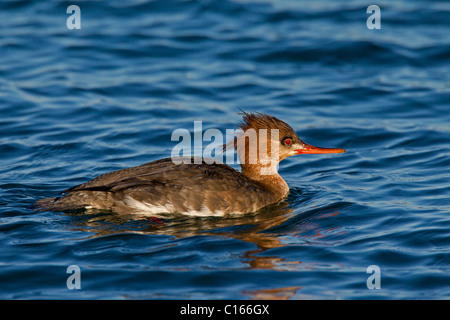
[35,112,345,216]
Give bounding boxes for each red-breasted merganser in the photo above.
[35,112,345,216]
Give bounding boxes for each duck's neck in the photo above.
[241,163,289,201]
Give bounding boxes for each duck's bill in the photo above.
[295,143,346,154]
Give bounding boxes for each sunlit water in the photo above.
[0,0,449,299]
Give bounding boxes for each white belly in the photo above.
[122,195,227,217]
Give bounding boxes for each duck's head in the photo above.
[233,111,345,168]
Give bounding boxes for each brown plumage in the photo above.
[34,112,345,216]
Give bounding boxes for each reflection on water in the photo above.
[243,286,303,300]
[64,199,342,272]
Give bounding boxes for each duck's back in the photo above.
[35,157,282,216]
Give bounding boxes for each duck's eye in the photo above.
[282,138,292,146]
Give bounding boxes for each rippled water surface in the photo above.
[1,0,449,299]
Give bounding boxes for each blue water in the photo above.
[1,0,449,299]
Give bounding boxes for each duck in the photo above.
[35,112,345,216]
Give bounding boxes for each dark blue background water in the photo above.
[1,0,449,299]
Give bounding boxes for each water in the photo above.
[0,0,449,299]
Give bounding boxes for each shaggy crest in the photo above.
[222,111,301,153]
[237,110,297,134]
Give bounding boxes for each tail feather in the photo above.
[32,197,59,210]
[34,190,112,212]
[33,196,85,211]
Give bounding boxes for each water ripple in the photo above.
[1,0,449,299]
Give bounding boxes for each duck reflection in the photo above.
[243,286,303,300]
[63,197,342,299]
[65,199,342,267]
[65,200,294,249]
